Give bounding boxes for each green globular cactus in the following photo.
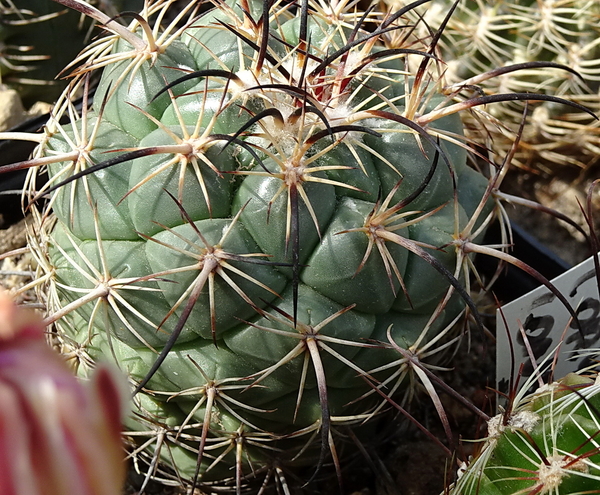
[450,372,600,494]
[381,0,600,172]
[0,0,549,490]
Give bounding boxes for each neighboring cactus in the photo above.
[0,0,594,491]
[0,0,88,104]
[450,371,600,494]
[0,0,142,105]
[380,0,600,172]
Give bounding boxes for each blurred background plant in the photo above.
[0,0,144,130]
[1,0,93,106]
[0,289,129,495]
[379,0,600,174]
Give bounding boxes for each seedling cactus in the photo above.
[450,371,600,494]
[1,0,596,491]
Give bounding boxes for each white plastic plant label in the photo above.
[496,252,600,401]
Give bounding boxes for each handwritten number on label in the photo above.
[518,314,555,376]
[563,297,600,368]
[566,298,600,347]
[516,299,600,376]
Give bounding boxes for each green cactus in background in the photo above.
[1,0,594,491]
[0,0,88,104]
[450,371,600,494]
[380,0,600,172]
[0,0,142,105]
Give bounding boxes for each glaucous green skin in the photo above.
[452,373,600,495]
[41,0,493,483]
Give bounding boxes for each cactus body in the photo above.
[451,373,600,494]
[18,0,498,488]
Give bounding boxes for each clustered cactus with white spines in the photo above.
[451,371,600,494]
[1,0,596,491]
[381,0,600,172]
